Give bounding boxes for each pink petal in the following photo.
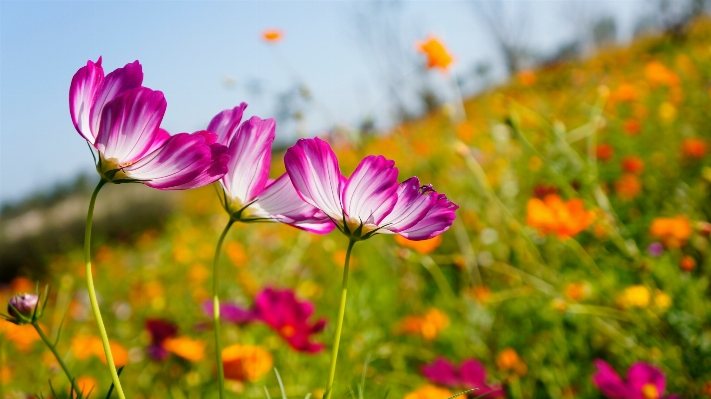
[89,60,143,141]
[342,155,399,225]
[421,357,461,387]
[207,103,248,145]
[380,177,437,233]
[627,362,666,399]
[145,128,171,155]
[398,191,458,240]
[123,131,227,190]
[95,87,167,165]
[284,137,344,220]
[222,116,275,204]
[252,174,335,234]
[69,57,104,143]
[592,360,634,399]
[459,359,487,387]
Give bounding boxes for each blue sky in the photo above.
[0,0,645,205]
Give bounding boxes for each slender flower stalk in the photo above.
[83,179,126,399]
[33,322,82,396]
[284,137,458,396]
[325,239,355,399]
[212,219,234,399]
[204,106,333,397]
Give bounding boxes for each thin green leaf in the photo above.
[263,386,272,399]
[105,366,124,399]
[273,368,288,399]
[54,302,70,346]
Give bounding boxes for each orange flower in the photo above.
[645,61,680,86]
[404,385,454,399]
[399,308,449,340]
[596,143,614,161]
[564,282,587,302]
[395,235,442,254]
[621,156,645,174]
[682,138,707,159]
[526,195,595,238]
[0,322,39,351]
[70,336,127,366]
[163,337,205,362]
[623,119,642,135]
[222,344,273,382]
[225,241,247,267]
[471,285,491,303]
[680,256,696,271]
[496,348,528,376]
[614,174,642,201]
[261,29,283,43]
[650,216,692,248]
[416,35,454,72]
[517,70,537,86]
[612,83,638,102]
[75,376,98,395]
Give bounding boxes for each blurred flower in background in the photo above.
[592,360,679,399]
[222,344,273,382]
[261,29,283,43]
[416,35,454,72]
[421,357,505,397]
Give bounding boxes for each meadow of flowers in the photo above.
[3,17,711,399]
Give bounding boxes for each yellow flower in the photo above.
[654,290,672,310]
[619,285,651,308]
[163,337,206,362]
[404,385,453,399]
[658,102,677,121]
[222,344,273,382]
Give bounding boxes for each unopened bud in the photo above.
[8,293,38,321]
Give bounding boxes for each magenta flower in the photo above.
[144,318,178,361]
[70,57,229,189]
[422,357,505,398]
[203,287,327,353]
[592,360,680,399]
[207,106,334,233]
[284,137,458,240]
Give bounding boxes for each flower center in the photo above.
[279,325,296,338]
[642,383,659,399]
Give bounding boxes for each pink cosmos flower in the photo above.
[207,106,334,233]
[592,360,680,399]
[203,287,326,353]
[70,57,229,189]
[422,357,505,398]
[284,137,458,240]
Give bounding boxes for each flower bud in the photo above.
[8,293,39,320]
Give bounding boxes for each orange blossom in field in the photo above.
[222,344,273,382]
[621,156,645,174]
[682,138,707,159]
[526,194,595,238]
[416,35,454,72]
[649,216,692,249]
[261,29,283,43]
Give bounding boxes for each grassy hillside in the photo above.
[3,17,711,399]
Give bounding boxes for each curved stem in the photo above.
[325,239,356,399]
[84,179,126,399]
[33,322,81,395]
[212,219,235,399]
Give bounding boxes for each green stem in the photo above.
[325,239,356,399]
[33,322,81,395]
[84,179,126,399]
[212,219,235,399]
